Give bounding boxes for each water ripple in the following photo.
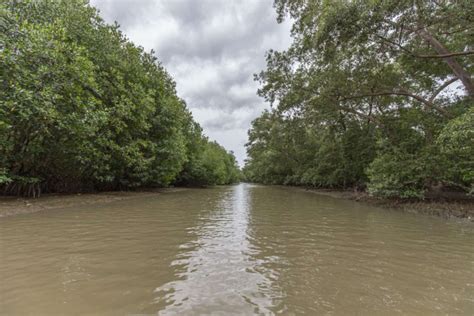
[0,184,473,315]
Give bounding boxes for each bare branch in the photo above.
[417,51,474,58]
[375,35,474,59]
[417,28,474,97]
[375,34,415,57]
[429,77,460,103]
[336,89,450,117]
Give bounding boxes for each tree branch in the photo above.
[375,34,415,57]
[417,50,474,58]
[375,35,474,59]
[429,77,459,103]
[416,28,474,97]
[336,89,450,117]
[338,105,380,124]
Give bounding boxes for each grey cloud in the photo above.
[164,0,213,29]
[203,107,264,131]
[157,1,281,63]
[93,0,156,29]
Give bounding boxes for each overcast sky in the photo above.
[89,0,292,165]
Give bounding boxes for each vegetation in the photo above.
[0,0,240,197]
[244,0,473,198]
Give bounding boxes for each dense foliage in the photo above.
[0,0,240,196]
[244,0,473,198]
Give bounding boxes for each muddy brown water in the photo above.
[1,184,473,315]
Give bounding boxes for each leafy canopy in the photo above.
[1,0,240,196]
[244,0,473,198]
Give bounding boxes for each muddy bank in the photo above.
[0,188,186,218]
[298,187,474,221]
[2,185,473,221]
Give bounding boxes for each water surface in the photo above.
[1,184,473,315]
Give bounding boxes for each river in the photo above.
[1,183,473,315]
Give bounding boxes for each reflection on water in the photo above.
[154,184,277,315]
[0,183,473,315]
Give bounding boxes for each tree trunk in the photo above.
[417,29,474,98]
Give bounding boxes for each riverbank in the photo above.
[299,187,474,221]
[0,188,186,218]
[2,185,473,221]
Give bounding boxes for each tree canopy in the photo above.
[0,0,240,196]
[244,0,473,198]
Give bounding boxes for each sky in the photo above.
[89,0,292,166]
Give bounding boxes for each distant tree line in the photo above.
[243,0,473,198]
[0,0,240,197]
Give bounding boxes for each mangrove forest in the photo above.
[243,0,473,199]
[0,0,240,196]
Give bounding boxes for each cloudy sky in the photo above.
[89,0,292,165]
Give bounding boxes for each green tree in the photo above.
[245,0,473,198]
[0,0,239,196]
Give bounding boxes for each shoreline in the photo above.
[0,188,187,218]
[2,185,473,221]
[295,187,474,221]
